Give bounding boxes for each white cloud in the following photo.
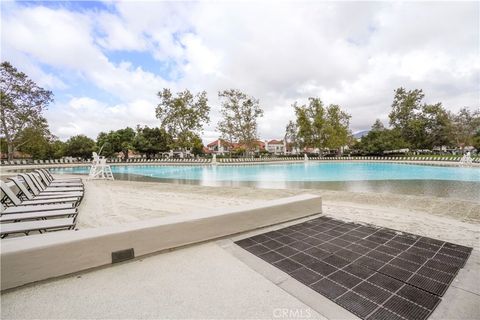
[95,12,148,51]
[2,1,478,142]
[2,3,172,101]
[46,97,158,140]
[180,33,222,76]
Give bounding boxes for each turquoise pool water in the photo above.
[51,163,480,200]
[52,162,480,182]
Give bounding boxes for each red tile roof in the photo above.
[202,147,212,154]
[268,139,283,144]
[207,139,233,148]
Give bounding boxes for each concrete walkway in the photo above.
[2,232,479,319]
[0,242,325,319]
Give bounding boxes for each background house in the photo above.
[265,140,284,155]
[206,139,268,155]
[206,139,234,155]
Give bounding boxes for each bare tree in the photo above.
[156,88,210,150]
[284,120,299,154]
[217,89,263,152]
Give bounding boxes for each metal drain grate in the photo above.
[235,216,472,320]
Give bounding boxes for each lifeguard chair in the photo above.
[88,152,114,180]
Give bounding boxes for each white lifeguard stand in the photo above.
[88,152,114,180]
[459,151,473,166]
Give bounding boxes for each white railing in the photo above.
[88,152,114,180]
[459,152,473,166]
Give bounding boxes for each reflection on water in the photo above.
[50,162,480,182]
[112,173,480,201]
[42,163,480,201]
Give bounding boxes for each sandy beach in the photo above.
[77,178,480,249]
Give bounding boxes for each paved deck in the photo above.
[228,227,480,320]
[0,241,324,319]
[1,222,479,320]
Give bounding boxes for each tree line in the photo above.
[1,61,479,160]
[355,88,480,154]
[0,124,173,160]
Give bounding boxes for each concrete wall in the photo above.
[1,194,322,290]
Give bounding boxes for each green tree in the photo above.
[472,130,480,150]
[294,98,350,154]
[388,88,425,149]
[186,132,204,156]
[173,131,203,153]
[294,98,324,150]
[97,127,136,160]
[0,61,54,160]
[371,119,385,131]
[156,88,210,150]
[0,137,7,155]
[96,132,115,158]
[324,104,351,152]
[64,135,96,159]
[16,126,55,159]
[451,107,480,149]
[284,120,299,154]
[47,140,66,159]
[421,103,453,148]
[217,89,264,152]
[388,88,454,149]
[133,126,172,158]
[355,120,408,154]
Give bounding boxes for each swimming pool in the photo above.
[51,162,480,200]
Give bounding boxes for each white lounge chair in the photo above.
[0,208,77,223]
[39,168,82,183]
[26,173,83,192]
[0,181,79,207]
[0,217,77,238]
[9,177,83,201]
[35,170,83,187]
[1,202,74,214]
[19,173,83,196]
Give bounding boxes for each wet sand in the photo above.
[111,172,480,201]
[76,179,480,250]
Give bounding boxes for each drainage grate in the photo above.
[379,264,413,282]
[235,216,472,320]
[383,295,431,320]
[352,281,392,304]
[336,291,378,318]
[111,248,134,263]
[311,278,347,299]
[407,274,448,296]
[367,307,405,320]
[397,285,440,310]
[329,270,363,288]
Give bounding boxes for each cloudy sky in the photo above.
[2,1,478,142]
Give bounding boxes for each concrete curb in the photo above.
[1,194,322,290]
